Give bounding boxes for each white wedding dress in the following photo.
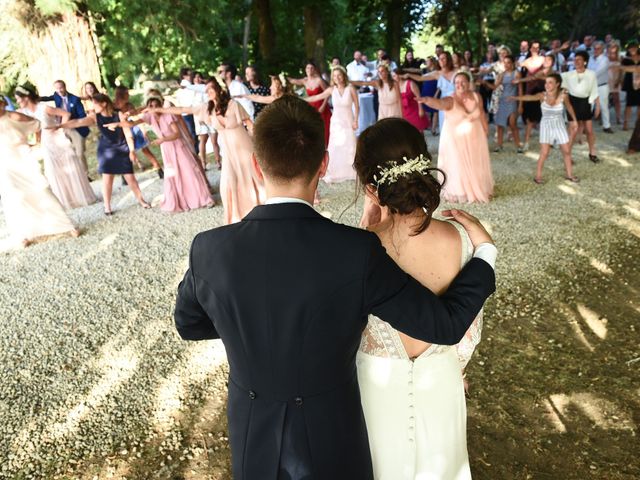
[357,221,482,480]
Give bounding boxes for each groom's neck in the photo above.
[264,177,317,204]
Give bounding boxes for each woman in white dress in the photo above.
[0,96,79,247]
[15,86,97,210]
[305,66,359,183]
[353,118,483,480]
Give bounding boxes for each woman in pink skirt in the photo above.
[418,71,493,203]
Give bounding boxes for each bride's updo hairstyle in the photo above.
[353,118,444,235]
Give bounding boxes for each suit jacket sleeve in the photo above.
[40,94,55,102]
[363,234,495,345]
[174,235,220,340]
[71,94,87,119]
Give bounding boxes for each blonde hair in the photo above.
[330,65,349,87]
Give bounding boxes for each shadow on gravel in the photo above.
[467,221,640,479]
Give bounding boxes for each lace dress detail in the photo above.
[359,220,483,369]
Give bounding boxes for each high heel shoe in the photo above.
[157,168,164,179]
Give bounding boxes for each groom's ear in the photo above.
[251,153,264,181]
[318,151,329,179]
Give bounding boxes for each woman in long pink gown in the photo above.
[351,64,402,121]
[152,79,264,223]
[305,67,359,183]
[418,72,493,203]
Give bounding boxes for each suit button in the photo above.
[294,397,303,406]
[248,390,256,400]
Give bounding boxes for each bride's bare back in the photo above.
[370,217,463,358]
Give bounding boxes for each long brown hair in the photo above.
[206,78,230,116]
[376,64,395,90]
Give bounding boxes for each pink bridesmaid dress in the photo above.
[143,112,213,212]
[437,95,493,203]
[377,82,402,120]
[325,86,357,183]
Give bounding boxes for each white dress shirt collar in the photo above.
[265,197,313,208]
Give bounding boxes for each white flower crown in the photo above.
[373,154,432,187]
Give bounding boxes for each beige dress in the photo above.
[22,103,97,209]
[377,82,402,120]
[0,113,76,242]
[196,101,264,224]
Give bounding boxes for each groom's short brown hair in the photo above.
[253,95,326,182]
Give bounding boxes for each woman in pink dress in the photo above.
[151,79,264,223]
[305,66,359,183]
[287,62,332,146]
[398,72,429,132]
[417,72,493,203]
[351,64,402,120]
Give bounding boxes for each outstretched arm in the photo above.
[58,113,96,129]
[304,87,333,103]
[416,95,454,111]
[286,76,306,86]
[235,94,275,104]
[147,105,195,116]
[351,80,378,88]
[508,93,544,102]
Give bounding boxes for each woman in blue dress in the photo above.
[58,93,151,215]
[420,56,440,135]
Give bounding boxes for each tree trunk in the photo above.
[242,10,252,69]
[29,12,102,96]
[385,0,403,63]
[255,0,276,69]
[303,5,326,73]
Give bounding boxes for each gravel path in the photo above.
[0,128,638,479]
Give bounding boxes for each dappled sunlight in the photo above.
[576,304,608,340]
[623,205,640,220]
[80,232,118,262]
[546,393,635,432]
[557,302,595,351]
[523,151,538,161]
[574,248,614,276]
[607,156,632,167]
[152,341,226,431]
[557,184,577,195]
[612,216,640,238]
[116,178,157,208]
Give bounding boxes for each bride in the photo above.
[353,118,484,480]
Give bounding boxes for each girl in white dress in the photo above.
[353,117,484,480]
[509,73,579,184]
[0,96,79,247]
[305,66,359,183]
[15,86,97,209]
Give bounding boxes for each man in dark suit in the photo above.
[41,80,90,175]
[174,96,497,480]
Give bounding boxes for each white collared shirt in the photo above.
[587,54,610,86]
[561,69,599,103]
[346,61,370,82]
[265,197,313,208]
[229,80,255,120]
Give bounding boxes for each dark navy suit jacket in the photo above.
[175,203,496,480]
[40,92,89,137]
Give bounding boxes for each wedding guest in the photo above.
[621,41,640,131]
[464,50,475,70]
[287,61,331,146]
[418,72,493,203]
[152,79,264,224]
[397,70,429,133]
[346,50,372,82]
[40,79,90,176]
[452,52,467,71]
[57,93,151,215]
[372,48,398,74]
[509,73,579,183]
[479,51,497,118]
[588,41,613,133]
[561,51,601,162]
[0,96,79,247]
[305,66,359,183]
[244,66,270,117]
[401,49,423,72]
[173,94,497,480]
[237,75,286,106]
[406,52,456,130]
[608,43,623,125]
[114,85,164,177]
[484,55,523,152]
[354,118,484,479]
[520,41,545,150]
[191,72,221,171]
[15,85,97,210]
[420,56,440,135]
[107,94,214,212]
[81,81,99,113]
[351,64,402,120]
[175,67,198,147]
[517,40,529,67]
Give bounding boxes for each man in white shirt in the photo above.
[175,67,198,149]
[346,51,371,82]
[588,41,612,133]
[219,63,255,120]
[561,51,601,162]
[369,49,398,79]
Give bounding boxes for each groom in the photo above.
[174,95,496,480]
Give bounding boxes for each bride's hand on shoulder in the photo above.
[440,209,494,246]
